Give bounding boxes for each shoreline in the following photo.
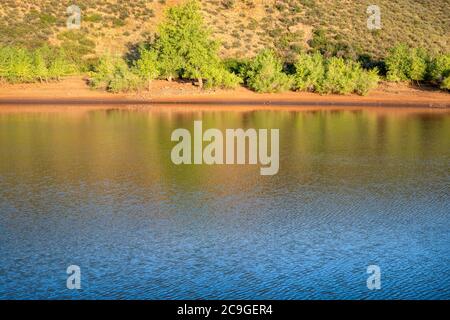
[0,77,449,110]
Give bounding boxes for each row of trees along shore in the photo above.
[0,1,449,95]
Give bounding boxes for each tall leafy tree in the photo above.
[156,0,222,88]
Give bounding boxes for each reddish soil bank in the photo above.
[0,76,449,109]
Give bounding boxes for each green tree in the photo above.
[154,34,182,82]
[156,0,230,88]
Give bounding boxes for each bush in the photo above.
[354,68,380,96]
[385,44,410,81]
[4,47,34,83]
[441,76,450,90]
[205,66,242,89]
[246,49,293,93]
[0,46,76,83]
[293,53,379,95]
[320,57,358,94]
[223,58,250,79]
[385,44,428,82]
[293,52,325,92]
[133,46,159,90]
[90,55,144,93]
[428,53,450,89]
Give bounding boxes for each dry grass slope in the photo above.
[0,0,448,59]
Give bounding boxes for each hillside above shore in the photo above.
[1,0,449,59]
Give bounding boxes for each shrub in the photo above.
[223,58,250,80]
[0,46,75,83]
[441,76,450,90]
[133,46,159,90]
[428,53,450,88]
[293,52,325,91]
[409,48,428,81]
[47,50,77,80]
[293,53,380,95]
[354,67,380,96]
[246,49,293,93]
[385,44,428,82]
[205,67,242,89]
[90,55,144,93]
[320,57,357,94]
[3,47,34,83]
[385,44,411,81]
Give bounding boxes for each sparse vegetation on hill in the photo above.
[0,0,448,60]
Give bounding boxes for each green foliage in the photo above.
[32,49,49,82]
[409,48,428,81]
[428,54,450,90]
[354,68,380,96]
[0,46,76,83]
[384,44,410,81]
[157,0,214,82]
[204,66,242,89]
[6,48,34,83]
[90,55,144,93]
[293,52,325,91]
[293,53,380,95]
[385,44,428,82]
[223,58,251,80]
[134,46,159,89]
[245,49,293,93]
[155,0,235,88]
[440,76,450,90]
[320,57,359,94]
[89,1,241,92]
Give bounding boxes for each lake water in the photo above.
[0,106,449,300]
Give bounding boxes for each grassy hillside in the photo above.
[1,0,448,60]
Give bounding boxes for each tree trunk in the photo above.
[167,76,173,82]
[198,77,203,89]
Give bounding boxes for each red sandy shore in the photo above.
[0,77,449,112]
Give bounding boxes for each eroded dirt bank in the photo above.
[0,77,449,110]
